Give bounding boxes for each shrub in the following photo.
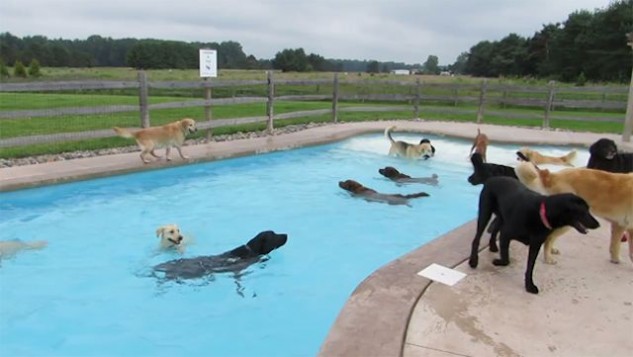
[28,59,42,77]
[13,60,27,78]
[0,60,9,78]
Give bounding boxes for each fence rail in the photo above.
[0,71,631,149]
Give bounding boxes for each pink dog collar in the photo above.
[540,201,552,230]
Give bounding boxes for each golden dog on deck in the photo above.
[113,118,197,164]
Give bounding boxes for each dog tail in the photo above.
[113,127,135,139]
[560,150,577,166]
[403,192,430,199]
[384,126,396,143]
[26,240,47,250]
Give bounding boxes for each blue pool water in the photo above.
[0,133,589,357]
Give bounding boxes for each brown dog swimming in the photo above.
[113,118,197,164]
[338,179,429,206]
[378,167,439,186]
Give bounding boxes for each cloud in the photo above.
[0,0,611,65]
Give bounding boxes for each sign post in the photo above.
[199,49,217,141]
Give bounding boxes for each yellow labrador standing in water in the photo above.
[113,118,197,164]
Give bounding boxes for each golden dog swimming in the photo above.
[0,240,47,261]
[384,126,435,159]
[517,147,576,166]
[515,162,633,264]
[156,224,188,253]
[113,118,197,164]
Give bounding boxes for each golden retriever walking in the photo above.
[113,118,197,164]
[515,162,633,264]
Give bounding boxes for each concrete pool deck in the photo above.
[2,120,632,356]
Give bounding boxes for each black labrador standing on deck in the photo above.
[467,152,519,252]
[378,166,439,186]
[153,230,288,282]
[468,177,599,294]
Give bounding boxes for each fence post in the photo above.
[543,81,556,130]
[332,73,339,123]
[137,70,150,128]
[622,32,633,142]
[203,78,213,141]
[476,79,488,124]
[266,71,274,134]
[413,78,421,119]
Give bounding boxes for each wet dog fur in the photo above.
[468,176,599,294]
[378,166,439,186]
[338,179,429,206]
[384,126,435,159]
[0,239,47,262]
[156,224,187,253]
[113,118,197,164]
[153,230,287,281]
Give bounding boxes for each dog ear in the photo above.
[156,227,165,238]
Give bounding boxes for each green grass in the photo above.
[0,67,628,159]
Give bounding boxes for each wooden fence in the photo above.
[0,71,630,148]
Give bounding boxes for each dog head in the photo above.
[245,230,288,255]
[379,166,401,178]
[419,139,435,160]
[156,224,184,248]
[467,153,488,185]
[515,162,548,194]
[589,138,618,160]
[180,118,198,135]
[545,194,600,234]
[338,179,366,193]
[516,147,534,162]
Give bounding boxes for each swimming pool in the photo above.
[0,133,589,356]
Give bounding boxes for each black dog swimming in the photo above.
[153,230,288,281]
[378,166,439,186]
[467,153,517,185]
[468,177,599,294]
[587,138,633,173]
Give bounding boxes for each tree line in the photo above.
[0,0,630,82]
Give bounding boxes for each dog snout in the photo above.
[178,235,183,242]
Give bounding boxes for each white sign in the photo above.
[199,49,217,78]
[417,263,466,286]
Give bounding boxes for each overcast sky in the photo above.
[0,0,612,65]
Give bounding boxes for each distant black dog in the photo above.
[468,177,599,294]
[378,166,439,186]
[467,153,517,185]
[587,138,633,173]
[338,179,429,206]
[153,230,288,281]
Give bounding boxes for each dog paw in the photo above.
[610,258,621,264]
[468,256,478,268]
[489,245,498,253]
[492,259,509,266]
[551,248,560,255]
[526,284,539,294]
[544,257,557,265]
